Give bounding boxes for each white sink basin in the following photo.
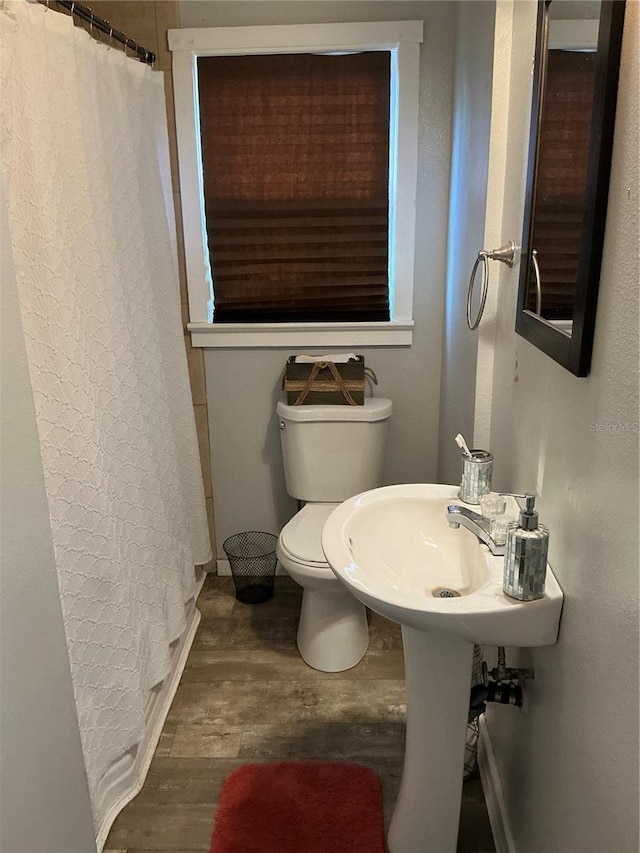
[321,482,563,647]
[321,483,564,853]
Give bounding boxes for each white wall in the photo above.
[483,3,639,851]
[0,197,96,852]
[438,0,495,485]
[182,2,459,554]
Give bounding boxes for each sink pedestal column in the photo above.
[388,627,474,853]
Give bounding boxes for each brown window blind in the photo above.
[197,52,391,323]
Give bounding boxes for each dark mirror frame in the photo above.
[516,0,626,377]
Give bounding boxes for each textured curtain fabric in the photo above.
[0,0,211,826]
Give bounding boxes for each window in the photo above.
[169,21,422,347]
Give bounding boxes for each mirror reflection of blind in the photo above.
[197,53,391,323]
[531,50,597,318]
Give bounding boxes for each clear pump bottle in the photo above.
[503,495,548,601]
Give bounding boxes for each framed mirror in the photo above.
[516,0,626,376]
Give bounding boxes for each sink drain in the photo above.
[432,587,461,598]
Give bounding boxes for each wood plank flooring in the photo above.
[105,575,495,853]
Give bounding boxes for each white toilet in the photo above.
[276,398,392,672]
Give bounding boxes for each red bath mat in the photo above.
[210,761,385,853]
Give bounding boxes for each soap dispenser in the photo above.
[503,494,548,601]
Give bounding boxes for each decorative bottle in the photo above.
[503,494,548,601]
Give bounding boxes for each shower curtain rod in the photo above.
[38,0,156,64]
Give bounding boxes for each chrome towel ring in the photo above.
[466,241,516,330]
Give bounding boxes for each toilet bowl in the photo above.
[277,503,368,672]
[276,397,392,673]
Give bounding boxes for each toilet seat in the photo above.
[278,502,337,570]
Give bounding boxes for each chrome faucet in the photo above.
[446,505,505,556]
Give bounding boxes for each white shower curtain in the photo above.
[0,0,212,827]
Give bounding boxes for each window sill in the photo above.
[187,321,413,348]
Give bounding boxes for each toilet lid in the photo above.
[280,503,337,565]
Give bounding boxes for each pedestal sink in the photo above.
[321,483,563,853]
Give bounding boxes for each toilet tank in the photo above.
[277,398,392,502]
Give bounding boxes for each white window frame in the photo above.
[169,20,422,348]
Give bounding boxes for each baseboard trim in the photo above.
[216,558,232,576]
[478,715,516,853]
[94,574,206,851]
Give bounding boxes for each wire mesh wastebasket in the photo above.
[223,531,278,604]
